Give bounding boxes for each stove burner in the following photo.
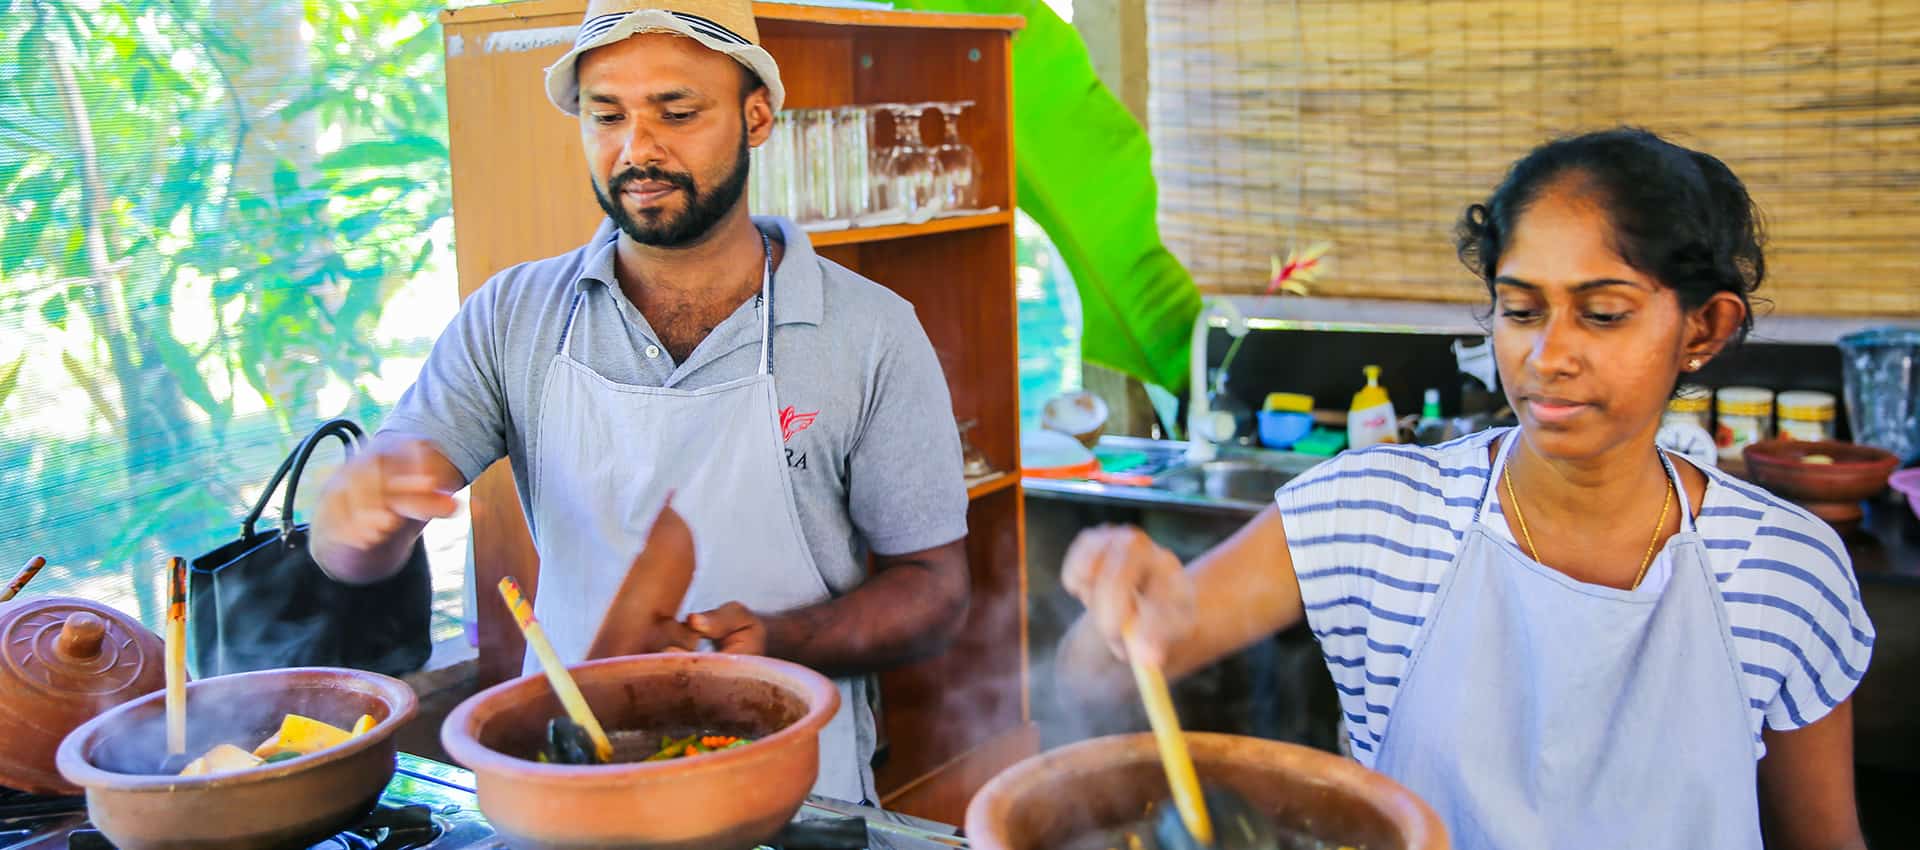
[0,791,86,821]
[54,805,447,850]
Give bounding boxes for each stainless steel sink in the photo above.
[1151,460,1299,504]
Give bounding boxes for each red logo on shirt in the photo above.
[780,406,819,442]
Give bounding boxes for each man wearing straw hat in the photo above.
[310,0,971,803]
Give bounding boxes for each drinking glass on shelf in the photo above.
[793,109,841,224]
[881,103,943,221]
[931,100,979,212]
[829,106,871,222]
[752,114,795,219]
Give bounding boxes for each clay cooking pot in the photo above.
[0,597,165,794]
[440,652,839,850]
[966,732,1448,850]
[56,666,417,850]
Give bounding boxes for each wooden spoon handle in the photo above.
[500,577,614,763]
[1126,624,1213,846]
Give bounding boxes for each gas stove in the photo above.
[0,754,966,850]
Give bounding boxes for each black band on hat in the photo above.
[572,9,752,47]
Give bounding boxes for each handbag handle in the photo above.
[240,418,365,540]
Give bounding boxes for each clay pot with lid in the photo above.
[0,596,165,794]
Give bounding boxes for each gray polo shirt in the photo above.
[383,216,969,596]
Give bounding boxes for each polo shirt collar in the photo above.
[571,215,825,329]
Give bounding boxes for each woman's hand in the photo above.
[1061,524,1196,668]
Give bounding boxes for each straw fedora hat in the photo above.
[544,0,786,115]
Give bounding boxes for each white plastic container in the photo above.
[1715,387,1775,462]
[1776,391,1837,442]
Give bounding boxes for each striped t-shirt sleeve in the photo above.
[1273,439,1482,759]
[1709,473,1876,733]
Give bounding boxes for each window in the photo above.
[0,0,469,643]
[1014,210,1083,429]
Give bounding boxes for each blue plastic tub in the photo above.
[1258,411,1314,449]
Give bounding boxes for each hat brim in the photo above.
[544,9,786,116]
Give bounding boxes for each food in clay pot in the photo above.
[966,733,1449,850]
[0,596,166,795]
[440,652,841,850]
[55,667,417,850]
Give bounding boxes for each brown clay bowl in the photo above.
[55,667,417,850]
[440,653,839,850]
[1743,439,1899,504]
[967,732,1449,850]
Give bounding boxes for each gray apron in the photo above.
[1371,434,1761,850]
[526,233,872,802]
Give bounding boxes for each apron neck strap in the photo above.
[1480,430,1698,531]
[756,230,773,377]
[558,230,778,371]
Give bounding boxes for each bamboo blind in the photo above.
[1147,0,1920,316]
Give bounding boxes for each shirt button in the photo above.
[645,344,661,359]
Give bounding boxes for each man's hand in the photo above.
[687,603,769,655]
[311,436,461,584]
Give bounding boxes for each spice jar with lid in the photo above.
[1665,385,1712,431]
[1776,390,1837,442]
[1716,387,1775,462]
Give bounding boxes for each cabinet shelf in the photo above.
[806,211,1012,248]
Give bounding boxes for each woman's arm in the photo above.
[1758,698,1867,850]
[1056,506,1308,706]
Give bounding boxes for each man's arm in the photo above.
[690,540,969,677]
[313,272,511,583]
[310,433,465,584]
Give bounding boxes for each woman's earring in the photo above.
[1687,358,1704,371]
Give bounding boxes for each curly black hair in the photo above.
[1456,127,1767,344]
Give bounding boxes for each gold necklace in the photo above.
[1502,461,1674,590]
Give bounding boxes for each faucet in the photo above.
[1186,297,1250,463]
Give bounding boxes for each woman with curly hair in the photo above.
[1057,128,1872,850]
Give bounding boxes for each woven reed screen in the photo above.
[1147,0,1920,315]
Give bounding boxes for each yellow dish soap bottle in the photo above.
[1347,365,1399,449]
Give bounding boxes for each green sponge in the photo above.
[1291,428,1348,457]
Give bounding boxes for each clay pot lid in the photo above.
[0,596,165,719]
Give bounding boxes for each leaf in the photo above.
[59,350,121,423]
[148,330,224,422]
[40,292,69,329]
[316,135,447,173]
[895,0,1201,391]
[0,353,24,408]
[336,210,384,242]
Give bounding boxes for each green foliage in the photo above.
[0,0,457,625]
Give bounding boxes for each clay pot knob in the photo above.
[56,611,107,660]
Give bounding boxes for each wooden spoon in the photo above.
[500,576,614,763]
[587,498,697,659]
[164,557,188,763]
[1125,622,1214,846]
[1,556,46,603]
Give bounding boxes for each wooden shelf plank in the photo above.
[805,211,1012,248]
[443,0,1025,32]
[965,472,1017,500]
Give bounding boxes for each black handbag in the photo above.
[189,418,434,678]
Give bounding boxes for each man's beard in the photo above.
[592,127,751,248]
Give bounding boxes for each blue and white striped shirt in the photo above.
[1276,428,1875,765]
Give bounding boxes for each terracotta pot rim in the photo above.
[966,732,1449,850]
[439,652,840,780]
[55,666,419,792]
[1744,439,1900,471]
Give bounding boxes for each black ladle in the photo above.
[1150,784,1287,850]
[544,717,603,765]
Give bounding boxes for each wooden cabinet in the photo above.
[440,1,1031,825]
